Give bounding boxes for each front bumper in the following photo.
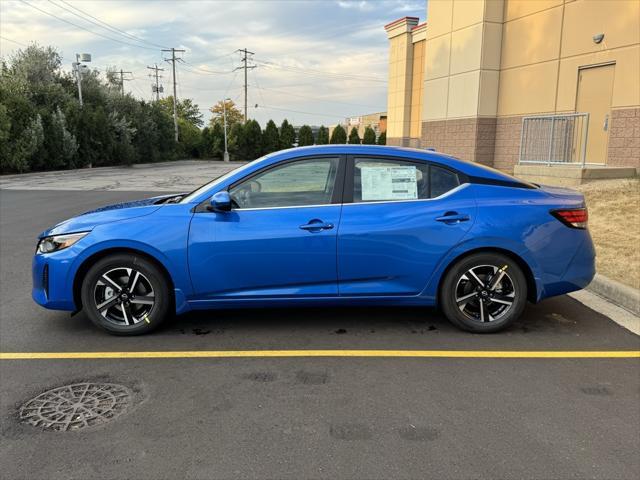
[32,251,77,311]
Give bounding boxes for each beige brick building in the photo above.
[384,0,640,176]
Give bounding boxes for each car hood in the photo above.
[39,193,180,238]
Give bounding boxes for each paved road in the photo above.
[1,183,639,479]
[0,160,244,192]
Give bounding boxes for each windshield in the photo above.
[180,160,257,203]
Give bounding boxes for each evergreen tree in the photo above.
[330,124,347,144]
[348,127,361,144]
[210,122,225,159]
[362,126,376,145]
[377,131,387,145]
[297,125,314,146]
[316,125,329,145]
[228,122,244,161]
[244,119,263,160]
[279,119,296,149]
[263,119,280,154]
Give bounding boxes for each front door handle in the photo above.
[300,219,334,232]
[435,212,470,224]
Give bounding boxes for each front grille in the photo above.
[42,264,49,298]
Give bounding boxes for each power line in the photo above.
[177,59,233,76]
[48,0,168,50]
[18,0,158,51]
[254,104,345,120]
[253,58,385,83]
[0,35,29,48]
[55,0,169,49]
[251,81,384,111]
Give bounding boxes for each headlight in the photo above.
[36,232,89,254]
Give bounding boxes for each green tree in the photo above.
[297,125,314,146]
[348,127,360,144]
[159,96,203,127]
[46,106,78,169]
[262,119,280,154]
[377,131,386,145]
[227,122,244,161]
[329,124,347,144]
[362,126,376,145]
[243,119,263,160]
[316,125,329,145]
[210,122,225,159]
[209,99,243,128]
[279,119,296,149]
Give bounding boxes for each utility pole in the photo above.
[234,48,255,123]
[162,47,185,141]
[118,69,132,95]
[73,53,91,107]
[147,64,164,101]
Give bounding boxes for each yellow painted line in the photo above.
[0,350,639,360]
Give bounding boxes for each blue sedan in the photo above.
[32,145,595,335]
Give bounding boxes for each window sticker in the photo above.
[360,165,418,201]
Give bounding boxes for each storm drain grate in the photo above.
[19,383,132,431]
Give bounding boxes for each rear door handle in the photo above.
[300,219,334,232]
[435,212,470,224]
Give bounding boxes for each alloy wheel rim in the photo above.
[93,267,155,326]
[455,264,516,323]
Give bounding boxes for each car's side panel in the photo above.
[420,184,595,303]
[39,204,195,313]
[187,205,342,299]
[337,184,477,296]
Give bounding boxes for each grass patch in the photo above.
[575,178,640,290]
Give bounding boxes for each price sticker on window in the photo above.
[360,165,418,201]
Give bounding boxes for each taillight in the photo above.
[551,208,588,229]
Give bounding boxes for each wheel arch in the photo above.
[73,247,176,311]
[436,247,538,305]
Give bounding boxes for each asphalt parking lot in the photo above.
[1,163,639,480]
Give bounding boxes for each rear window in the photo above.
[352,157,460,202]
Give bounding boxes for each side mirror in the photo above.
[208,191,232,212]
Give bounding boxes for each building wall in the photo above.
[385,17,419,145]
[421,0,503,163]
[387,0,640,171]
[495,0,640,170]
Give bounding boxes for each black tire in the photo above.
[440,252,527,333]
[80,253,171,335]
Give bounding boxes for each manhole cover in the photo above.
[19,383,132,431]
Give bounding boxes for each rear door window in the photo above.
[352,158,460,202]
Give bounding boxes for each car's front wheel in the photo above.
[440,252,527,333]
[80,253,171,335]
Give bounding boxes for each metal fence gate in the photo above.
[518,113,590,165]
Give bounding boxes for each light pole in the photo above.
[223,98,230,162]
[73,53,91,107]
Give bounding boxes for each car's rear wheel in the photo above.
[440,252,527,333]
[80,254,170,335]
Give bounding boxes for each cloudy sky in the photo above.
[0,0,425,126]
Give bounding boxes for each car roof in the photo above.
[267,145,518,183]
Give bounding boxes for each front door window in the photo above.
[229,157,340,209]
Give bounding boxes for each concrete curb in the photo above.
[586,273,640,316]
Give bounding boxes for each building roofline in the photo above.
[384,16,419,30]
[412,22,427,31]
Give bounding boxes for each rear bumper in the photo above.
[539,231,596,299]
[32,252,76,311]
